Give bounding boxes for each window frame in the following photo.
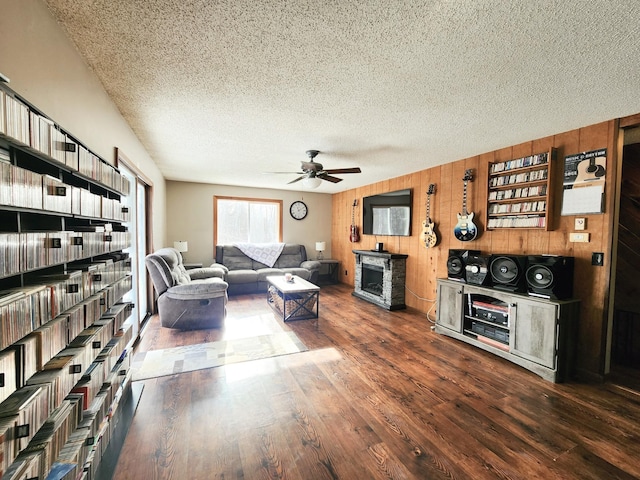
[213,195,283,248]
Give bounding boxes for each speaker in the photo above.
[465,254,491,286]
[447,249,480,282]
[526,255,575,300]
[489,255,528,292]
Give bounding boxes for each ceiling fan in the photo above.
[270,150,362,186]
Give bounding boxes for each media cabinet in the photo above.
[435,279,580,382]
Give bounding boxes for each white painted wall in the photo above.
[0,0,166,247]
[166,181,333,266]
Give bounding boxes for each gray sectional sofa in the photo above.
[213,244,321,295]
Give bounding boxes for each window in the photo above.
[214,196,283,245]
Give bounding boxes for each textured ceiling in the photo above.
[43,0,640,193]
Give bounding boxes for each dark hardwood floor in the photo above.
[114,284,640,479]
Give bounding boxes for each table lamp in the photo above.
[174,241,188,259]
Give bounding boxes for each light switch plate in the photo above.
[592,252,604,266]
[575,218,586,230]
[570,232,590,242]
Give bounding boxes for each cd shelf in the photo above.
[486,148,556,230]
[0,80,135,479]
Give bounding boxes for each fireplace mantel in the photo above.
[352,250,407,310]
[353,250,409,260]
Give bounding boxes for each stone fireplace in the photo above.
[352,250,408,310]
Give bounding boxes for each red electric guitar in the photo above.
[349,199,360,242]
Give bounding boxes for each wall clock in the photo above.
[290,200,308,220]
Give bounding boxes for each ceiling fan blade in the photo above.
[287,175,307,184]
[318,173,343,183]
[264,171,304,175]
[322,167,361,174]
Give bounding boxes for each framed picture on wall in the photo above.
[561,148,606,215]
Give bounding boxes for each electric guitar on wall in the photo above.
[349,199,360,242]
[453,169,479,241]
[420,184,438,248]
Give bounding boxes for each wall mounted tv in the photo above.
[362,188,413,236]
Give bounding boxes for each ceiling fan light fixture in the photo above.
[302,176,322,189]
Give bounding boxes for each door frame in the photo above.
[604,114,640,374]
[116,148,155,337]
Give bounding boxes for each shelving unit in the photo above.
[486,148,556,230]
[0,81,139,479]
[435,279,580,382]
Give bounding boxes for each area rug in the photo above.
[131,331,308,381]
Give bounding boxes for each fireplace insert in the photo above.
[362,263,384,296]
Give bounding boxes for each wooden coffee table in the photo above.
[266,275,320,321]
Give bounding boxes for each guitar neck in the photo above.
[462,180,468,215]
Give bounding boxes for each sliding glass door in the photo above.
[118,150,153,340]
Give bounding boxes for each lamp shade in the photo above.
[302,176,322,189]
[315,242,326,251]
[173,241,188,252]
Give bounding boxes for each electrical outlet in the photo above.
[569,232,590,242]
[592,252,604,266]
[575,218,586,230]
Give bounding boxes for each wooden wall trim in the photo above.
[115,147,154,187]
[619,113,640,128]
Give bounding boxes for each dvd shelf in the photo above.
[486,148,556,230]
[0,81,137,479]
[435,279,580,383]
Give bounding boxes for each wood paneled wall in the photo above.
[332,120,618,378]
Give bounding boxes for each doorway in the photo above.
[117,149,154,341]
[608,125,640,392]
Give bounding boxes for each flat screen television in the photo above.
[362,188,412,236]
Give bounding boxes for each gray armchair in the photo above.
[145,247,228,329]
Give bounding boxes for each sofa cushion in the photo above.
[226,269,259,284]
[256,268,284,282]
[219,246,254,270]
[274,244,307,268]
[217,244,308,270]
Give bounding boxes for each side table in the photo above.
[316,259,340,285]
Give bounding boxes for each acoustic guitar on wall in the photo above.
[453,169,479,242]
[420,184,438,248]
[349,199,360,242]
[575,155,606,184]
